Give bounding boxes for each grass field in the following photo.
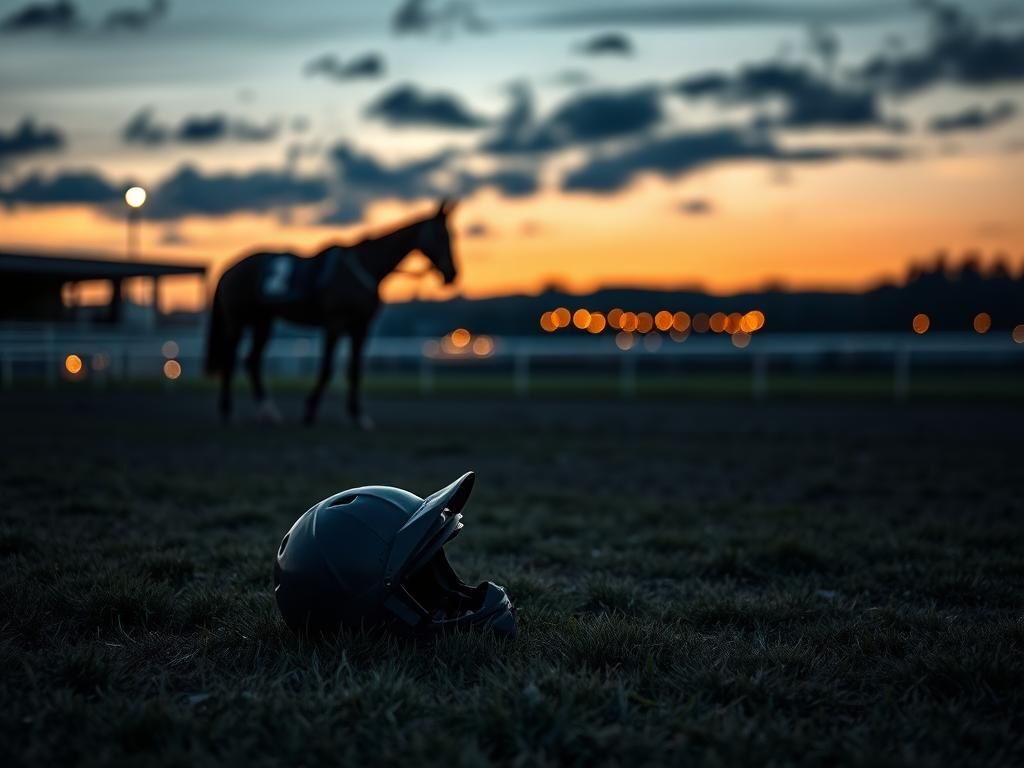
[1,388,1022,766]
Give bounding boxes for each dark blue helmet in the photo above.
[273,471,515,637]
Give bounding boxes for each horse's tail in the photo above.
[204,282,226,376]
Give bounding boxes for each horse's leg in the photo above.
[246,317,280,423]
[219,323,243,423]
[347,326,373,431]
[304,330,338,426]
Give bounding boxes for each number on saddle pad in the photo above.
[264,256,294,297]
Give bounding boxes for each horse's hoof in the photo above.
[257,400,283,424]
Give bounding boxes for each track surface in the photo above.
[1,390,1021,766]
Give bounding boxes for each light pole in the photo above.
[124,185,147,260]
[124,186,147,318]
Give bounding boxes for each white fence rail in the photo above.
[1,326,1022,398]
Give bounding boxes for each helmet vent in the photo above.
[328,495,356,507]
[278,534,290,556]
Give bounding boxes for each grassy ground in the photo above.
[1,389,1022,766]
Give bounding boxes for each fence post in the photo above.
[514,352,530,397]
[620,353,637,397]
[893,346,910,400]
[752,353,767,400]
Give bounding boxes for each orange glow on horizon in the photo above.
[4,148,1023,314]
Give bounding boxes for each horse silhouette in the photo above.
[205,200,459,427]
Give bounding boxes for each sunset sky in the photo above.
[1,0,1022,309]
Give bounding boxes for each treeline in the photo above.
[370,253,1024,336]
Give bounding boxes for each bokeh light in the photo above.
[973,312,991,334]
[670,329,689,343]
[124,186,147,209]
[672,311,690,332]
[607,308,623,329]
[163,360,182,380]
[692,313,709,333]
[540,311,556,332]
[472,336,494,356]
[709,312,727,333]
[615,331,635,351]
[573,308,591,330]
[643,332,662,351]
[912,313,930,334]
[451,328,471,348]
[161,340,179,359]
[587,312,606,334]
[636,312,654,334]
[740,311,764,333]
[1013,324,1024,344]
[64,354,83,375]
[725,312,743,334]
[732,331,751,348]
[654,310,673,332]
[619,312,638,333]
[553,307,571,328]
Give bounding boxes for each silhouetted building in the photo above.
[0,252,205,325]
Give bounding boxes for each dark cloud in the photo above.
[324,141,535,223]
[0,164,326,219]
[122,108,168,145]
[928,101,1017,133]
[0,169,119,207]
[122,109,279,146]
[392,0,487,35]
[562,127,908,193]
[456,167,539,198]
[104,0,167,32]
[305,52,385,81]
[679,198,713,215]
[365,84,488,129]
[177,114,228,143]
[676,62,894,130]
[0,119,65,162]
[322,142,453,222]
[1,0,77,32]
[2,0,168,33]
[576,32,633,56]
[526,2,902,29]
[145,165,326,219]
[483,84,662,154]
[547,87,662,142]
[481,83,549,153]
[859,3,1024,93]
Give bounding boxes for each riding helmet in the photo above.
[273,471,515,637]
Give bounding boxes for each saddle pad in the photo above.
[261,253,320,304]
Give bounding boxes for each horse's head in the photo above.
[418,199,459,285]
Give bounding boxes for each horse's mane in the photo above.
[316,211,434,255]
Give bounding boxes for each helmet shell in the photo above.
[273,472,514,636]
